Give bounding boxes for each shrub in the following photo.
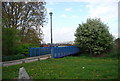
[75,18,114,55]
[2,27,19,56]
[2,54,27,61]
[2,43,39,61]
[14,43,39,56]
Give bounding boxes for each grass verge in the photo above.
[2,56,118,79]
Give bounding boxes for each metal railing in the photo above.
[52,46,80,58]
[30,47,51,57]
[30,46,80,58]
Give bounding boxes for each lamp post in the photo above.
[49,12,53,54]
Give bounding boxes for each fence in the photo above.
[30,46,80,58]
[30,47,51,57]
[52,46,80,58]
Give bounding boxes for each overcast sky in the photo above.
[42,0,118,43]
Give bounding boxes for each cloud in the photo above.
[86,0,118,22]
[47,8,54,13]
[61,14,68,18]
[42,26,50,43]
[61,14,79,18]
[53,27,76,43]
[45,0,89,2]
[79,9,82,12]
[112,33,119,39]
[42,26,76,43]
[44,0,119,43]
[71,15,78,18]
[84,0,118,39]
[65,8,72,11]
[47,0,118,22]
[46,2,58,5]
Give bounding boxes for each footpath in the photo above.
[2,54,51,66]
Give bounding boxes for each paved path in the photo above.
[2,54,51,66]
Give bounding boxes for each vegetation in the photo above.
[114,38,120,50]
[2,54,27,62]
[2,2,46,28]
[2,27,40,56]
[2,1,47,56]
[20,28,42,44]
[3,56,118,79]
[2,2,46,44]
[75,18,114,55]
[2,27,19,56]
[2,43,39,61]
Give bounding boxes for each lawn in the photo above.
[2,56,118,79]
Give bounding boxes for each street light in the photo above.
[49,12,53,54]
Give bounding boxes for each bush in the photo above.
[75,18,114,55]
[2,54,27,61]
[2,27,19,56]
[2,43,39,61]
[2,27,40,56]
[14,43,39,56]
[107,40,119,58]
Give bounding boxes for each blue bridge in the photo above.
[30,46,80,58]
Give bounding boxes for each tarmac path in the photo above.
[2,54,51,66]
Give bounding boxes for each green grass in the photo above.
[2,56,118,79]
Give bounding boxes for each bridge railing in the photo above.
[30,46,80,58]
[30,47,51,57]
[52,46,80,58]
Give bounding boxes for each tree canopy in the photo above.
[2,1,47,44]
[2,1,47,56]
[2,2,46,29]
[75,18,114,55]
[2,27,19,55]
[115,38,120,49]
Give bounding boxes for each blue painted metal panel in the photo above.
[29,46,80,58]
[52,46,80,58]
[29,47,51,57]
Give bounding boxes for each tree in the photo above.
[2,1,47,44]
[2,27,19,56]
[2,1,47,56]
[115,38,120,50]
[21,28,43,45]
[75,18,114,55]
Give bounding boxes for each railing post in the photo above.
[34,47,36,56]
[38,47,40,56]
[30,47,31,57]
[52,47,54,58]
